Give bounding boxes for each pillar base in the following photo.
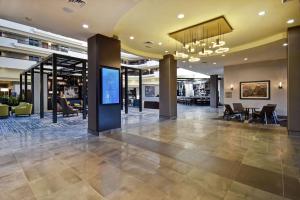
[159,115,177,120]
[288,130,300,136]
[88,129,99,136]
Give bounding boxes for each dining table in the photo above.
[244,106,260,120]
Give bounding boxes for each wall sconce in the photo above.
[278,82,283,89]
[230,84,234,90]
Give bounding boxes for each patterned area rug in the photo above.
[0,114,87,135]
[0,108,159,136]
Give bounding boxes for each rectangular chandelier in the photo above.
[169,16,233,44]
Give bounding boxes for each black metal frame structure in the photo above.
[20,53,88,123]
[121,66,143,113]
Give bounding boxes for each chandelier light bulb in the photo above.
[215,47,229,54]
[188,57,200,62]
[199,49,213,56]
[212,40,226,48]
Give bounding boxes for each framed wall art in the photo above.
[240,80,270,100]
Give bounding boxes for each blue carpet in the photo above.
[0,113,86,135]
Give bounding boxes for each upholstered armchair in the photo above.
[0,104,9,118]
[14,103,32,116]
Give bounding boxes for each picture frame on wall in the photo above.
[145,86,155,97]
[240,80,270,100]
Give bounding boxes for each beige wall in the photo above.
[224,59,287,115]
[0,68,22,81]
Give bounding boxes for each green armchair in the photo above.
[0,104,9,118]
[14,103,32,116]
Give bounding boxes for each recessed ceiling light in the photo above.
[283,43,288,46]
[213,62,217,65]
[165,50,169,53]
[158,42,162,46]
[258,11,266,16]
[222,54,226,57]
[244,58,248,61]
[129,36,135,40]
[287,19,295,24]
[82,24,89,29]
[177,14,185,19]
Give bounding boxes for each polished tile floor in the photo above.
[0,105,299,200]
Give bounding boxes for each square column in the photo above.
[24,72,28,102]
[52,55,57,123]
[31,69,34,113]
[210,75,219,108]
[88,34,121,135]
[19,74,23,101]
[288,26,300,135]
[82,61,87,119]
[139,69,143,112]
[40,64,44,118]
[159,54,177,119]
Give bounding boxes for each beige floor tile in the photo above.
[224,181,284,200]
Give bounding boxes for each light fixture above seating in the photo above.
[169,16,232,61]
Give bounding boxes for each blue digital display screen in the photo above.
[102,67,120,104]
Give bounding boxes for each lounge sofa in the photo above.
[14,102,32,116]
[0,104,9,118]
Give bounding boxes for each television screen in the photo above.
[102,67,120,104]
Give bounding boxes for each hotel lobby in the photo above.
[0,0,300,200]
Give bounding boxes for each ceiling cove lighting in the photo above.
[258,11,266,16]
[287,19,295,24]
[177,14,185,19]
[129,36,135,40]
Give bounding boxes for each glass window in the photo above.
[29,56,40,62]
[29,38,39,47]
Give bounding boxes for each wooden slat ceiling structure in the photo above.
[169,16,233,44]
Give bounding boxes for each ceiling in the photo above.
[115,0,299,58]
[0,0,140,40]
[0,0,298,74]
